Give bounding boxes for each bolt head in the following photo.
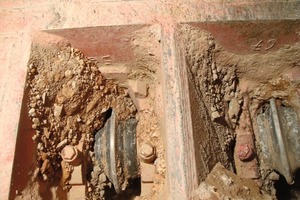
[61,145,78,162]
[139,143,156,163]
[237,144,253,161]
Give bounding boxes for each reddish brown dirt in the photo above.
[15,25,165,200]
[130,25,166,200]
[192,163,273,200]
[19,45,136,199]
[181,24,300,198]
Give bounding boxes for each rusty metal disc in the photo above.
[94,109,139,193]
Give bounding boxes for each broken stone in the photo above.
[98,65,130,83]
[228,98,240,121]
[43,128,51,139]
[211,111,221,120]
[64,70,73,78]
[100,190,105,197]
[210,106,216,112]
[40,159,50,174]
[32,118,40,126]
[211,62,216,70]
[42,92,47,104]
[192,163,273,200]
[154,158,166,176]
[28,108,36,117]
[56,139,68,150]
[269,171,280,181]
[32,135,37,141]
[54,103,63,118]
[37,143,43,151]
[220,174,233,186]
[99,173,107,183]
[213,73,218,81]
[42,174,48,181]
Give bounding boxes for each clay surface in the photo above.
[15,25,166,200]
[181,24,300,197]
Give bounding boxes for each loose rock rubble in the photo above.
[192,163,273,200]
[183,24,300,198]
[183,26,238,179]
[26,45,136,199]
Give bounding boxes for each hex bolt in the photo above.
[237,144,254,161]
[139,143,156,163]
[61,145,81,166]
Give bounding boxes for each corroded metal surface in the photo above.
[94,110,138,193]
[257,99,300,184]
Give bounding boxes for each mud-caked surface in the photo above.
[130,25,166,199]
[182,24,300,198]
[19,24,166,200]
[25,45,136,199]
[182,25,238,182]
[192,163,273,200]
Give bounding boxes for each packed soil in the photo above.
[15,25,165,200]
[181,24,300,199]
[24,44,137,199]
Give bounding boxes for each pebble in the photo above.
[212,62,216,70]
[32,124,38,129]
[224,94,232,102]
[155,158,166,175]
[32,118,40,125]
[223,74,229,82]
[220,174,233,186]
[40,159,50,173]
[99,173,107,183]
[56,139,68,150]
[32,135,37,141]
[100,190,105,197]
[37,142,44,150]
[44,128,51,139]
[42,92,47,104]
[42,174,48,181]
[28,108,36,117]
[213,73,218,81]
[64,70,73,78]
[269,171,280,181]
[228,98,240,120]
[211,111,221,120]
[54,104,63,118]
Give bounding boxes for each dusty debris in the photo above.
[182,24,300,198]
[192,163,273,200]
[19,24,166,200]
[26,45,136,199]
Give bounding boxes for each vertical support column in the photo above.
[161,23,198,200]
